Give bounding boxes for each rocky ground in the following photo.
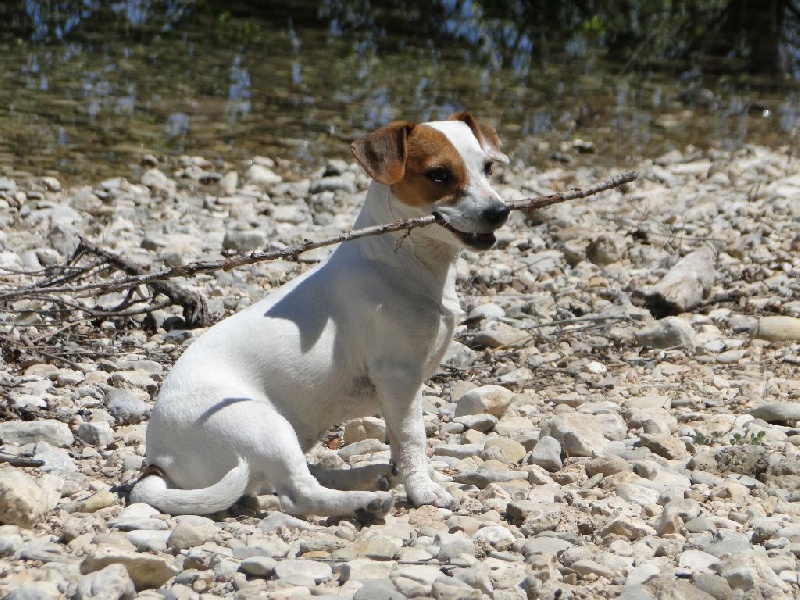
[1,144,800,600]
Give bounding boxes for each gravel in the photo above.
[1,146,799,598]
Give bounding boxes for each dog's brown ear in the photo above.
[448,111,509,164]
[351,121,414,185]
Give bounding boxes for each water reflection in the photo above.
[0,0,799,182]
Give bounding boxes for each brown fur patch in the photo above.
[390,125,467,208]
[350,121,413,185]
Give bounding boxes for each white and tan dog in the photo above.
[130,112,510,519]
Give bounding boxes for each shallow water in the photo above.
[1,1,799,183]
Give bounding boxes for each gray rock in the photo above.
[259,511,318,533]
[0,419,74,447]
[454,413,498,432]
[310,176,356,194]
[585,454,631,477]
[245,163,281,185]
[31,441,77,472]
[703,531,754,558]
[105,388,151,425]
[338,558,396,581]
[635,316,696,350]
[751,316,800,342]
[749,402,800,423]
[528,435,563,471]
[452,469,528,487]
[638,432,688,459]
[125,529,171,553]
[644,246,717,313]
[76,420,116,448]
[344,416,386,444]
[222,229,266,252]
[167,515,217,549]
[74,563,136,600]
[353,579,405,600]
[273,558,332,585]
[337,437,388,460]
[80,548,179,590]
[467,303,506,321]
[483,437,526,463]
[0,532,23,557]
[435,532,477,561]
[455,385,514,417]
[539,413,624,457]
[432,576,482,600]
[240,555,277,577]
[4,582,63,600]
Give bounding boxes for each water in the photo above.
[1,0,799,183]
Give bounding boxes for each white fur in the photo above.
[129,119,508,518]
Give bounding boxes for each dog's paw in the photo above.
[354,491,393,525]
[406,480,457,509]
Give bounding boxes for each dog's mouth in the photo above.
[435,216,498,250]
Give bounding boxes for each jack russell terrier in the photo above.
[130,112,510,520]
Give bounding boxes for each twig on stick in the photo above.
[0,171,636,301]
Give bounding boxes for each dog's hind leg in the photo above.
[275,466,393,519]
[227,406,393,519]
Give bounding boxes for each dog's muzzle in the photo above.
[435,204,510,250]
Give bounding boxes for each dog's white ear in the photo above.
[351,121,414,185]
[448,111,510,164]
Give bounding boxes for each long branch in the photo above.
[0,170,636,298]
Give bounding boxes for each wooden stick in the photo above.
[0,170,636,299]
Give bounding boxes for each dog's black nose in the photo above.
[482,204,510,227]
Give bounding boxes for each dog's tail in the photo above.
[128,458,250,515]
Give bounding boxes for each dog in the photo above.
[129,112,510,519]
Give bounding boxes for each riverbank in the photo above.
[1,145,799,599]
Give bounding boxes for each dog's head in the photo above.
[351,112,510,251]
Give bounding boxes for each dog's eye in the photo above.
[425,168,452,184]
[484,162,494,176]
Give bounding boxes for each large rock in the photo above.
[81,547,179,590]
[539,413,625,457]
[750,402,800,424]
[644,246,716,314]
[0,419,74,447]
[751,316,800,342]
[0,469,51,528]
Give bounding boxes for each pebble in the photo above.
[222,229,266,252]
[455,385,514,417]
[74,563,136,600]
[635,316,696,350]
[76,420,116,448]
[105,388,151,425]
[2,148,800,599]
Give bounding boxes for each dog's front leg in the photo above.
[373,367,455,509]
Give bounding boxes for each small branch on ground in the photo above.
[0,453,45,468]
[72,238,211,328]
